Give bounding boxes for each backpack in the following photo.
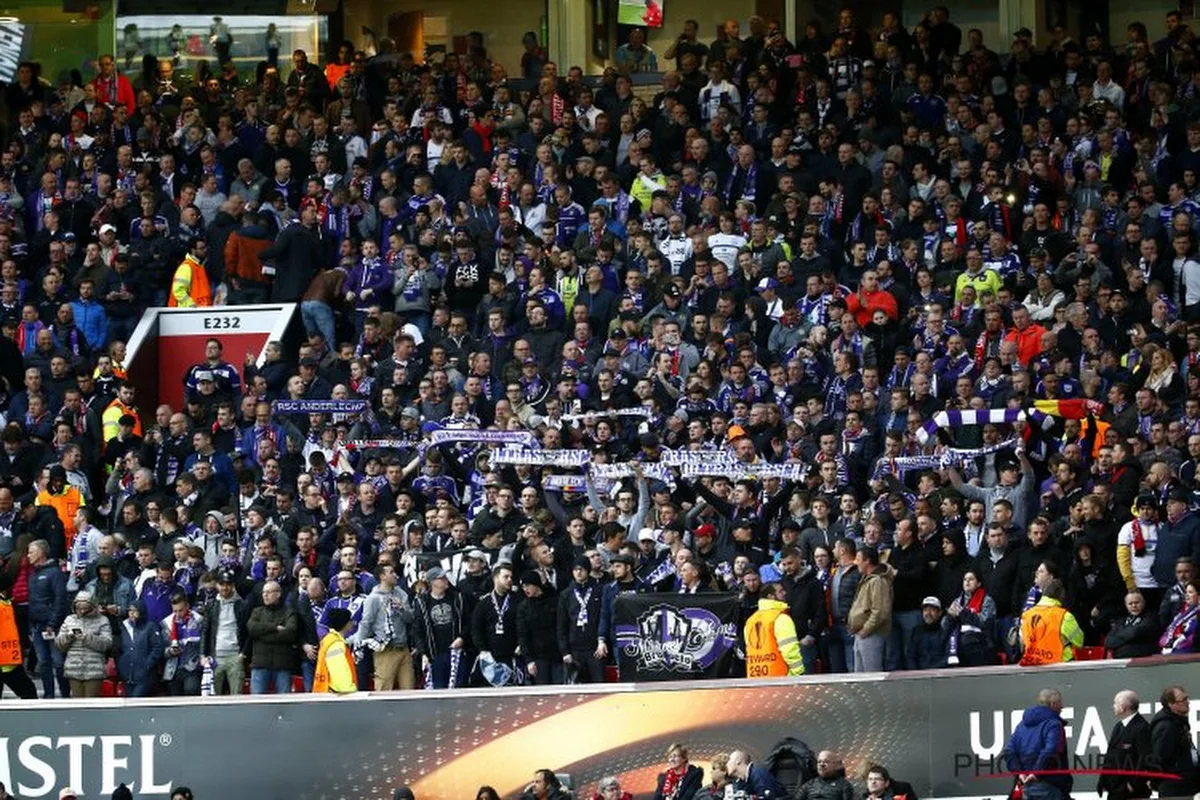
[764,737,818,799]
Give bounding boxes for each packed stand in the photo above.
[2,7,1200,698]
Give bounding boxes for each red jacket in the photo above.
[90,74,135,115]
[846,288,899,327]
[1004,323,1047,366]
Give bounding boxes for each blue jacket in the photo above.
[1004,705,1072,793]
[116,617,164,686]
[737,763,789,800]
[1153,512,1200,586]
[140,578,178,623]
[70,298,109,351]
[28,561,67,630]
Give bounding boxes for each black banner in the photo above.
[613,592,739,680]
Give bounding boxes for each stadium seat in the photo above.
[1074,646,1108,661]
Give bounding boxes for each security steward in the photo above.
[1019,578,1084,666]
[744,582,805,678]
[314,606,357,694]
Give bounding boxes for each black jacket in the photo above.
[783,566,828,639]
[653,764,704,800]
[557,579,604,653]
[260,222,325,302]
[413,589,469,657]
[886,541,930,612]
[470,590,519,660]
[973,547,1021,617]
[517,592,559,661]
[200,595,248,657]
[1098,713,1152,800]
[1150,707,1198,797]
[1104,613,1162,658]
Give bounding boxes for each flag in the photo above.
[1032,399,1104,419]
[613,593,739,681]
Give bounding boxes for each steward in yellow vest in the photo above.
[314,607,357,694]
[1019,579,1083,666]
[744,583,805,678]
[169,244,213,308]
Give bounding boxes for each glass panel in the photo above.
[113,13,327,80]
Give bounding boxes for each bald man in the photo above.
[727,750,789,799]
[1098,690,1151,800]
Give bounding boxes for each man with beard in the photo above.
[777,547,827,673]
[557,556,607,683]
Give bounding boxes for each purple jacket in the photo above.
[345,256,391,311]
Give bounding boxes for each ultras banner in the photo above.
[613,592,739,680]
[0,657,1196,799]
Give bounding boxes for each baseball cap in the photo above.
[694,523,717,539]
[921,596,942,609]
[610,553,635,566]
[664,283,682,298]
[60,790,79,800]
[401,406,420,419]
[466,548,488,561]
[1013,27,1033,39]
[1167,486,1191,503]
[195,370,214,382]
[756,277,780,293]
[1135,492,1158,508]
[216,568,237,584]
[98,224,116,235]
[637,528,657,543]
[425,566,447,581]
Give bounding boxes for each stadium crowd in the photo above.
[0,4,1198,700]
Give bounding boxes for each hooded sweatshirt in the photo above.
[1004,704,1072,793]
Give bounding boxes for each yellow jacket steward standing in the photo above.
[1019,580,1083,666]
[169,252,213,308]
[314,607,357,693]
[745,596,805,678]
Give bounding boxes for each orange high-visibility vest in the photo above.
[0,600,21,667]
[313,631,357,693]
[168,255,213,308]
[36,485,84,550]
[745,605,789,678]
[1019,604,1068,666]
